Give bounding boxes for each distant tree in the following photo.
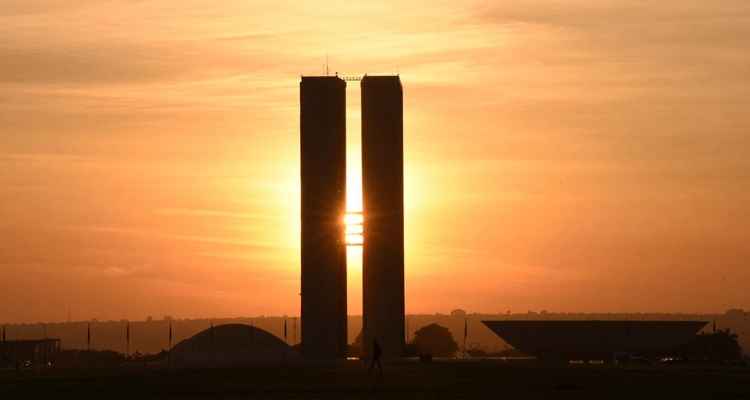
[412,323,458,357]
[450,309,467,318]
[679,329,743,361]
[725,309,746,317]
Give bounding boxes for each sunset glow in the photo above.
[1,0,749,323]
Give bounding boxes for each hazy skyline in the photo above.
[1,0,749,323]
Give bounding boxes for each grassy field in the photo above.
[1,360,749,399]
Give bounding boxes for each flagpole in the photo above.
[210,321,215,368]
[282,318,288,364]
[168,321,173,369]
[125,321,130,357]
[463,318,468,357]
[291,318,296,345]
[405,316,409,343]
[283,318,288,344]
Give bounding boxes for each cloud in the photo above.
[474,0,750,27]
[0,38,288,86]
[62,225,279,250]
[0,153,95,164]
[155,208,283,221]
[0,0,104,17]
[1,0,749,321]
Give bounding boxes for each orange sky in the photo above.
[1,0,749,323]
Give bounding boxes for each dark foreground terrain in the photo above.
[1,360,748,399]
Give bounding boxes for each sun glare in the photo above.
[344,211,364,246]
[343,212,363,226]
[345,172,363,247]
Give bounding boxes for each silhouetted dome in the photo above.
[171,324,298,367]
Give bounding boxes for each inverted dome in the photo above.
[482,320,707,359]
[171,324,299,367]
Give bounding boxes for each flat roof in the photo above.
[361,74,399,79]
[300,76,345,80]
[1,338,61,344]
[482,320,709,325]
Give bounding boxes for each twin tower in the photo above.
[300,75,404,359]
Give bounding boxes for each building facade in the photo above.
[299,76,348,359]
[361,75,405,358]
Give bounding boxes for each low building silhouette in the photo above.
[483,320,707,361]
[170,324,299,368]
[0,339,60,369]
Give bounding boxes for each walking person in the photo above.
[368,339,384,381]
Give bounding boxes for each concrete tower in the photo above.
[299,76,348,359]
[361,75,405,358]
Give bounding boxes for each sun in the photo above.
[344,211,364,246]
[345,172,364,246]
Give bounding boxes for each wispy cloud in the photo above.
[156,208,282,221]
[61,225,280,250]
[1,0,749,321]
